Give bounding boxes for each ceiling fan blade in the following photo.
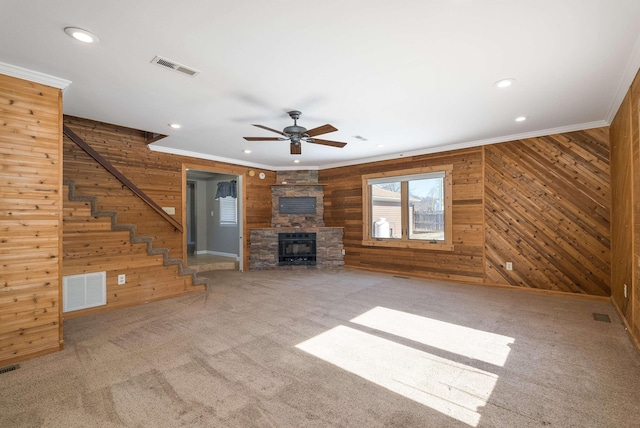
[243,137,282,141]
[252,124,288,136]
[307,138,347,148]
[305,124,338,137]
[290,142,302,155]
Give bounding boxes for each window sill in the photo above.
[361,239,454,251]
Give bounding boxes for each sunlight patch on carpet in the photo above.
[296,324,499,427]
[351,306,514,367]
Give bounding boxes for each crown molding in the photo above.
[151,120,608,171]
[148,144,277,171]
[319,120,609,170]
[0,61,71,91]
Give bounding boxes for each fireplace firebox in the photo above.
[278,232,316,266]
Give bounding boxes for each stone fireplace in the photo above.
[250,170,344,270]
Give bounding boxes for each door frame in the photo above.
[182,162,245,271]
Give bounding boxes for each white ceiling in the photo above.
[2,0,640,170]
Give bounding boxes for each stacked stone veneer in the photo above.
[249,170,344,270]
[250,227,344,270]
[271,185,324,227]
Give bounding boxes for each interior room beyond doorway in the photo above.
[185,168,241,272]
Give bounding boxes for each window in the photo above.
[362,165,453,250]
[219,196,237,225]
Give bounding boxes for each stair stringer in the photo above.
[63,179,210,289]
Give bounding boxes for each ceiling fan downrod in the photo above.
[283,110,306,135]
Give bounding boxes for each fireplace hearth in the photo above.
[279,232,316,265]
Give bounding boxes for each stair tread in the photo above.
[64,179,204,289]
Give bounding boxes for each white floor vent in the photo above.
[63,272,107,312]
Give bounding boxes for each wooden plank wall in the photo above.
[62,193,204,318]
[633,71,640,344]
[62,116,274,275]
[610,69,639,346]
[610,96,634,309]
[320,148,485,283]
[63,117,187,259]
[0,74,63,365]
[321,129,612,295]
[484,129,611,295]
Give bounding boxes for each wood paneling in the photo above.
[63,117,185,259]
[0,74,63,365]
[633,71,640,343]
[321,148,485,283]
[322,130,611,296]
[610,95,634,310]
[611,69,640,347]
[63,116,274,280]
[485,129,611,295]
[62,194,202,317]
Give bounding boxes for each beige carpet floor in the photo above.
[1,269,639,427]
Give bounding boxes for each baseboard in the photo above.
[611,298,640,356]
[347,265,611,302]
[0,345,61,367]
[204,250,239,260]
[62,287,205,320]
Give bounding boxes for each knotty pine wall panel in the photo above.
[610,69,640,347]
[62,116,274,271]
[62,198,198,318]
[485,128,611,295]
[610,94,634,311]
[322,130,611,296]
[632,71,640,343]
[0,74,63,365]
[320,148,485,283]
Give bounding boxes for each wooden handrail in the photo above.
[63,125,183,232]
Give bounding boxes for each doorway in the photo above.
[184,167,243,272]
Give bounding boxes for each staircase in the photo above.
[62,179,209,316]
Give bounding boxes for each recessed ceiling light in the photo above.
[377,144,384,148]
[64,27,100,44]
[243,149,252,154]
[168,123,182,129]
[293,159,300,163]
[515,116,527,122]
[494,78,516,88]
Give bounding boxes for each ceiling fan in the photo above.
[243,110,346,155]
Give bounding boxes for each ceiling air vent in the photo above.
[150,55,199,77]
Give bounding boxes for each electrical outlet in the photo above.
[624,284,627,298]
[341,249,346,255]
[118,274,126,285]
[506,262,513,271]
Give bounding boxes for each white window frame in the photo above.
[219,196,237,226]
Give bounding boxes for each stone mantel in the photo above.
[271,183,326,187]
[253,227,339,232]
